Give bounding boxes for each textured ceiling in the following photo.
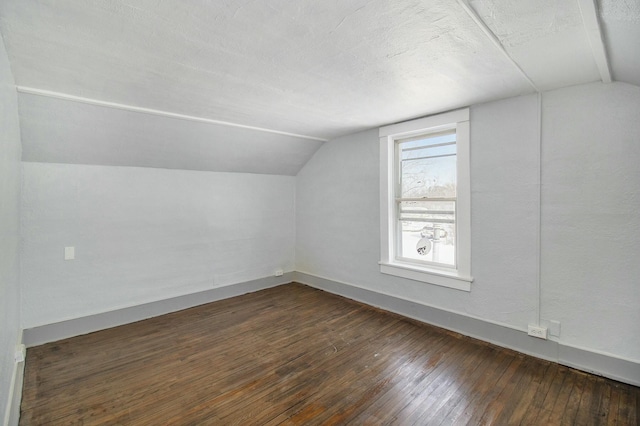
[0,0,638,174]
[0,0,534,139]
[469,0,601,90]
[600,0,640,87]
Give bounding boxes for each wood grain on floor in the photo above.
[20,283,639,425]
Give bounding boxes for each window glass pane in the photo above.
[397,190,456,266]
[399,133,456,199]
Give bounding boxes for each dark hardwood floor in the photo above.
[20,283,639,425]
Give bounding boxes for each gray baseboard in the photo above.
[5,360,24,426]
[21,271,639,387]
[3,332,24,426]
[23,273,294,347]
[295,271,640,387]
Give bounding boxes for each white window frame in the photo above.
[379,108,472,291]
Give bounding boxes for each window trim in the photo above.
[379,109,472,291]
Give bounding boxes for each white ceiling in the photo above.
[470,0,601,90]
[1,0,638,174]
[600,0,640,87]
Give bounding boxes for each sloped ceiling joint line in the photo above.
[455,0,540,92]
[576,0,612,83]
[15,86,330,142]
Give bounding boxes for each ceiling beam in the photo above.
[577,0,612,83]
[456,0,539,93]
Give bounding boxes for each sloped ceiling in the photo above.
[0,0,638,174]
[469,0,601,90]
[600,0,640,87]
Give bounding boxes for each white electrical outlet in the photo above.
[528,325,548,340]
[14,344,26,363]
[274,269,284,277]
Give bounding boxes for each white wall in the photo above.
[541,82,640,360]
[21,164,295,328]
[0,34,22,420]
[297,82,640,365]
[297,94,540,327]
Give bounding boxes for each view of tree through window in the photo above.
[397,130,457,267]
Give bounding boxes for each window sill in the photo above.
[379,262,473,292]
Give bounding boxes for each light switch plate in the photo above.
[64,246,75,260]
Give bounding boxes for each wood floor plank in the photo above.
[560,371,588,425]
[574,374,600,425]
[618,384,638,425]
[339,330,452,423]
[453,349,527,425]
[419,345,498,424]
[19,283,640,425]
[476,355,536,424]
[518,361,560,425]
[365,334,472,424]
[407,344,495,423]
[279,325,426,424]
[503,360,554,424]
[594,379,612,424]
[242,316,415,423]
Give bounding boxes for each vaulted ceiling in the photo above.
[1,0,638,174]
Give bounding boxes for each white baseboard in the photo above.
[295,271,640,387]
[23,273,294,347]
[3,332,24,426]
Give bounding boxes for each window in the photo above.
[379,109,472,291]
